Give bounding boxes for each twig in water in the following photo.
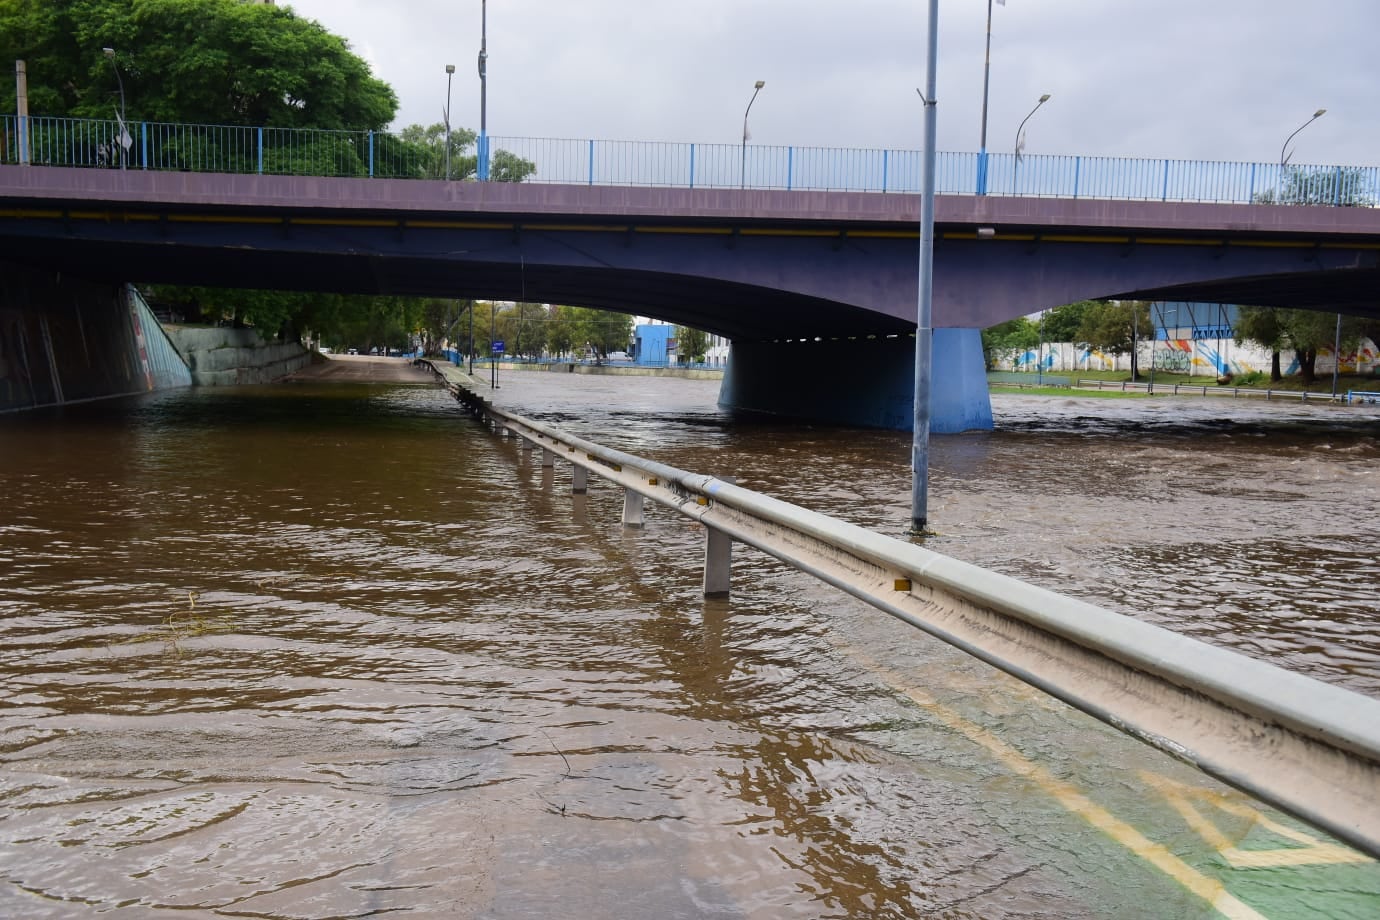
[538,728,573,777]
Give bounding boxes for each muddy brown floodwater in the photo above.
[1,365,1377,919]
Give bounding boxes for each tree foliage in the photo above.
[675,325,709,362]
[564,307,633,361]
[981,317,1038,369]
[0,0,397,128]
[1042,300,1099,343]
[1255,166,1375,207]
[1234,306,1366,383]
[397,122,536,182]
[1075,300,1152,379]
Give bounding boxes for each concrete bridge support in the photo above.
[718,329,993,433]
[0,262,190,413]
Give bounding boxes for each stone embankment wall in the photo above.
[164,326,311,386]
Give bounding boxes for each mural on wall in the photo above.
[999,337,1378,377]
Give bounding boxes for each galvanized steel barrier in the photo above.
[424,360,1380,859]
[4,113,1377,205]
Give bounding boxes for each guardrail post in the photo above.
[703,526,731,596]
[622,488,645,528]
[702,476,735,596]
[522,436,535,455]
[588,139,594,186]
[1248,162,1257,203]
[1073,156,1081,199]
[1162,159,1170,201]
[542,448,554,468]
[139,122,147,169]
[368,130,375,178]
[256,126,263,175]
[689,143,695,189]
[571,464,588,494]
[882,149,889,193]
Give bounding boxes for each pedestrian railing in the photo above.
[3,113,1377,206]
[422,359,1380,859]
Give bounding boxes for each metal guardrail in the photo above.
[421,360,1380,859]
[1345,390,1380,405]
[3,113,1377,205]
[1074,378,1367,402]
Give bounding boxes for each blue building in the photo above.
[633,323,674,366]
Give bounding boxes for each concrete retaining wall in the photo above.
[164,325,311,386]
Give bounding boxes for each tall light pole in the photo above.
[444,64,455,179]
[477,0,489,181]
[976,0,999,195]
[1013,93,1050,192]
[101,47,126,170]
[912,0,939,533]
[741,80,765,189]
[1280,108,1326,167]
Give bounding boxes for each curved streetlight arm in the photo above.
[740,80,765,189]
[742,82,764,143]
[1014,93,1051,160]
[1280,108,1326,167]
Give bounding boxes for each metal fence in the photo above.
[3,113,1377,206]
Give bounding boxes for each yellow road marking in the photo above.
[849,648,1272,919]
[1141,772,1371,869]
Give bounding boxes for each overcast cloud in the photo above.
[282,0,1378,168]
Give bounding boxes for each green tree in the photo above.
[0,0,397,129]
[397,122,536,182]
[1256,167,1375,207]
[544,305,578,358]
[565,307,633,362]
[1041,300,1099,343]
[498,302,547,359]
[416,297,476,356]
[1233,306,1288,381]
[1234,306,1366,384]
[981,317,1038,370]
[1076,300,1152,380]
[675,325,709,363]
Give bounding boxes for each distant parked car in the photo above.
[347,347,359,355]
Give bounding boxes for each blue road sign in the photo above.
[492,341,505,353]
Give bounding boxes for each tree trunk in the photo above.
[1297,348,1318,384]
[1271,351,1282,382]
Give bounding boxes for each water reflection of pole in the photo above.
[490,302,497,389]
[468,301,475,375]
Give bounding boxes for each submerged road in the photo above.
[0,368,1375,918]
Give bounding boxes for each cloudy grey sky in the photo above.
[283,0,1377,168]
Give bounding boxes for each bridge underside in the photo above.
[2,169,1379,429]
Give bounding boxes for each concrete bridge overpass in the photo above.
[2,164,1378,429]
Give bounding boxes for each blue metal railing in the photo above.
[2,113,1377,206]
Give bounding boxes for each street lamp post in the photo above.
[1280,108,1326,167]
[1012,93,1050,192]
[976,0,997,195]
[444,64,455,179]
[101,47,127,170]
[477,0,489,181]
[741,80,765,189]
[912,0,939,533]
